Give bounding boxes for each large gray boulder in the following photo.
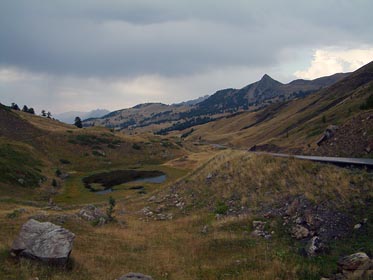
[11,219,75,265]
[118,273,153,280]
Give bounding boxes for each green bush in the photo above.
[6,209,25,219]
[106,196,116,222]
[214,201,229,215]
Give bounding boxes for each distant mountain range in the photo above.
[195,73,349,114]
[82,73,349,132]
[55,109,110,124]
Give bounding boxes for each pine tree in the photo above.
[74,116,83,128]
[11,103,20,110]
[22,105,29,112]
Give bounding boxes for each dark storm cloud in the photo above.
[1,0,372,78]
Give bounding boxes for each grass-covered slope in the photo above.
[0,142,44,190]
[0,105,185,200]
[185,61,373,156]
[156,151,372,214]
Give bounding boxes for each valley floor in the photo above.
[1,150,372,280]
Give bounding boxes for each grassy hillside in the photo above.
[0,107,186,201]
[183,62,373,157]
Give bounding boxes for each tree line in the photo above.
[9,102,83,128]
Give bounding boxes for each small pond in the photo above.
[83,170,167,194]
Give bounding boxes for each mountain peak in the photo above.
[257,74,282,87]
[261,74,273,81]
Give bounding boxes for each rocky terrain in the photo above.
[315,112,373,158]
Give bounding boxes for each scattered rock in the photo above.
[45,204,63,211]
[78,205,108,225]
[251,229,264,238]
[353,223,362,230]
[175,201,184,209]
[118,273,153,280]
[11,219,75,265]
[305,236,324,257]
[252,221,266,231]
[201,225,209,234]
[295,217,304,224]
[277,195,351,244]
[215,214,223,220]
[155,213,173,221]
[206,173,213,180]
[142,207,154,217]
[251,221,271,239]
[291,225,310,240]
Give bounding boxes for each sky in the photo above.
[1,0,373,114]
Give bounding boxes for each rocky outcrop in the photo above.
[262,195,353,256]
[338,252,370,271]
[78,205,108,225]
[315,112,373,157]
[118,272,153,280]
[141,207,173,221]
[10,219,75,265]
[317,125,339,146]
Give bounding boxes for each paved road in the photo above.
[254,152,373,169]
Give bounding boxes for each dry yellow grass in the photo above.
[169,151,372,210]
[0,202,310,280]
[186,81,373,151]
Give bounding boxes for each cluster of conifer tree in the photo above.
[10,102,52,118]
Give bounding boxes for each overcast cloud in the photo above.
[1,0,373,114]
